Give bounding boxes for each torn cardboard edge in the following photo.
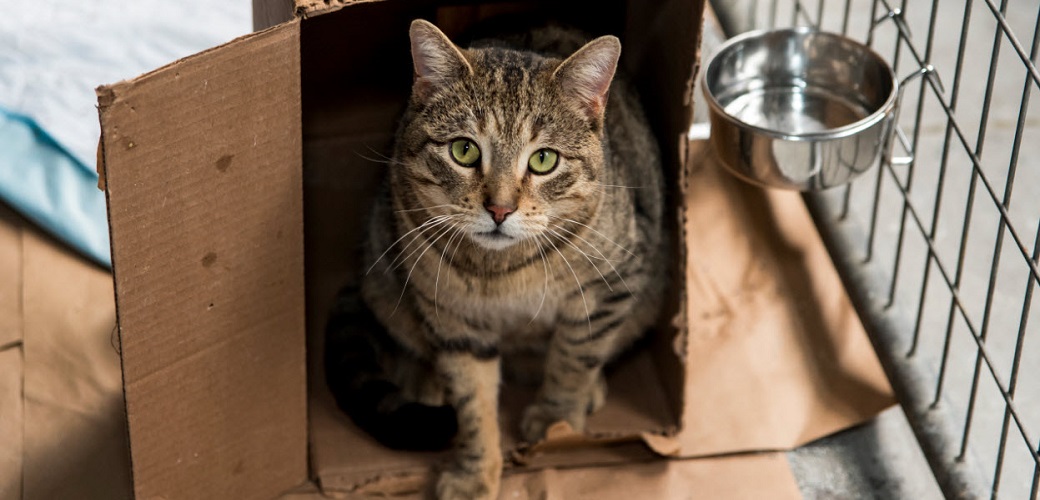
[293,0,379,19]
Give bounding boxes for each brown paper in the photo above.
[0,204,25,499]
[675,140,894,455]
[0,347,23,499]
[0,205,23,349]
[305,452,800,499]
[525,453,802,500]
[20,228,131,500]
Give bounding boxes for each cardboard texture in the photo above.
[96,21,308,500]
[90,0,894,498]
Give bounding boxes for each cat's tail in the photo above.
[324,285,457,451]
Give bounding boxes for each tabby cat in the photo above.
[325,19,668,500]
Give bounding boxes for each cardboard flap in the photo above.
[97,21,307,499]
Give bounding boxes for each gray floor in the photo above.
[705,0,1040,497]
[787,408,943,499]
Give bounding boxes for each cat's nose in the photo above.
[484,202,516,225]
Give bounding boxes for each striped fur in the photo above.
[335,19,668,500]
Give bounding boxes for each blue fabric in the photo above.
[0,108,110,267]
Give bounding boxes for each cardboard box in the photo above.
[95,1,892,498]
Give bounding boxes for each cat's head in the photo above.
[393,19,620,251]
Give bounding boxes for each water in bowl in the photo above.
[722,85,873,135]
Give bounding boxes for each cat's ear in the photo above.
[554,35,621,122]
[409,19,472,96]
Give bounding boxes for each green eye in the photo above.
[528,149,559,174]
[449,139,481,167]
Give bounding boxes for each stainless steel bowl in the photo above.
[703,28,899,190]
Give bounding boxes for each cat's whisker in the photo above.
[526,235,551,326]
[392,221,460,316]
[447,223,470,275]
[395,204,455,214]
[360,146,408,166]
[547,227,612,292]
[354,150,406,168]
[554,224,633,295]
[366,214,457,275]
[549,226,617,262]
[389,217,458,274]
[548,215,636,258]
[434,222,465,320]
[383,215,458,274]
[593,182,642,190]
[380,214,453,272]
[543,232,592,336]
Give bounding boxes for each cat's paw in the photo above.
[522,375,608,442]
[435,466,500,500]
[520,401,585,443]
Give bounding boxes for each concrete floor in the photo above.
[787,408,943,499]
[706,0,1040,497]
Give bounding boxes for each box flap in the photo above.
[97,21,307,499]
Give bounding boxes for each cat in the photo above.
[325,19,668,500]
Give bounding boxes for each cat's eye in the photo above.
[528,149,559,174]
[449,139,481,167]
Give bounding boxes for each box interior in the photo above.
[298,0,701,490]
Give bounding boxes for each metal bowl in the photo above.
[703,27,899,190]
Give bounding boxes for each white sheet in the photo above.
[0,1,252,168]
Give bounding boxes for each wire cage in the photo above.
[708,0,1040,498]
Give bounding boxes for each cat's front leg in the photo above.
[520,315,615,443]
[435,349,502,500]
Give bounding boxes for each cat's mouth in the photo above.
[476,229,513,240]
[472,228,518,250]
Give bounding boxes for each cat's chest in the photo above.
[467,281,560,336]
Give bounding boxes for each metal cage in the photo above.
[709,0,1040,498]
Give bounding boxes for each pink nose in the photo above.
[484,202,516,225]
